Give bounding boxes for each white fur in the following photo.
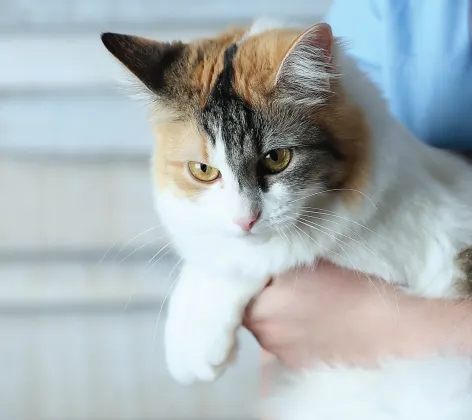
[267,356,472,420]
[156,21,472,420]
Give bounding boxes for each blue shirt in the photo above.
[325,0,472,149]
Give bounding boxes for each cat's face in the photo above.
[101,22,369,241]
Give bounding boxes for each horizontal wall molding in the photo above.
[1,30,221,90]
[0,256,181,306]
[0,89,154,155]
[0,300,165,315]
[0,18,329,90]
[0,0,330,31]
[0,248,165,264]
[0,158,162,248]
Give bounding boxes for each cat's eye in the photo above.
[188,161,220,182]
[260,148,292,174]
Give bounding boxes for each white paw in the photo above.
[165,316,237,384]
[164,265,242,384]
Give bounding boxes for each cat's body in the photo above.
[157,50,472,297]
[102,19,472,419]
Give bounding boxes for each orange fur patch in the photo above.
[152,120,213,198]
[232,29,301,107]
[314,87,370,205]
[191,28,246,106]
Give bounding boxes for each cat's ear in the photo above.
[275,23,337,106]
[101,32,187,97]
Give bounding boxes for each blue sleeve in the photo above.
[325,0,472,149]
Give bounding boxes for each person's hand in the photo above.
[243,260,472,369]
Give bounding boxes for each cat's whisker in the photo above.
[288,188,378,210]
[145,241,174,269]
[152,257,184,353]
[279,224,294,252]
[391,283,401,318]
[299,206,386,245]
[255,219,276,230]
[285,216,349,263]
[276,223,303,292]
[296,217,390,307]
[274,225,293,259]
[293,214,357,252]
[293,216,368,294]
[274,225,284,244]
[96,241,118,267]
[295,210,397,313]
[284,221,307,294]
[97,224,165,267]
[297,213,392,278]
[122,240,174,312]
[299,210,371,244]
[299,215,366,248]
[119,236,166,264]
[288,220,309,255]
[298,216,358,256]
[297,207,393,281]
[115,224,164,257]
[123,247,174,312]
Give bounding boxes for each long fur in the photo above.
[101,19,472,419]
[267,356,472,419]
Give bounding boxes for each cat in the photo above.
[101,19,472,419]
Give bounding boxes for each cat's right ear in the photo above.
[101,33,187,97]
[275,23,338,106]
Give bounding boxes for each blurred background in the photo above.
[0,0,331,418]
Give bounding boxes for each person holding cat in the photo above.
[245,0,472,369]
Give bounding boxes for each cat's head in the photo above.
[101,21,369,241]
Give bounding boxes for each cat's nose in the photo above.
[233,210,260,232]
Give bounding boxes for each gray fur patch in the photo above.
[456,247,472,297]
[199,43,346,198]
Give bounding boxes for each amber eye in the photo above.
[188,162,220,182]
[260,148,292,174]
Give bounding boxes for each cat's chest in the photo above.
[177,233,317,278]
[172,218,459,295]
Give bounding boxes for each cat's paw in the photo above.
[165,312,237,384]
[164,265,244,384]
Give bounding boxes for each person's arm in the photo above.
[244,261,472,369]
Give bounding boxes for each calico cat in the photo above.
[101,20,472,419]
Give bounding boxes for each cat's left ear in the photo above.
[275,23,336,105]
[101,32,188,100]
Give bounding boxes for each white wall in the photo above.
[0,1,332,418]
[1,0,331,155]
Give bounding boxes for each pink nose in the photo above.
[233,210,260,232]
